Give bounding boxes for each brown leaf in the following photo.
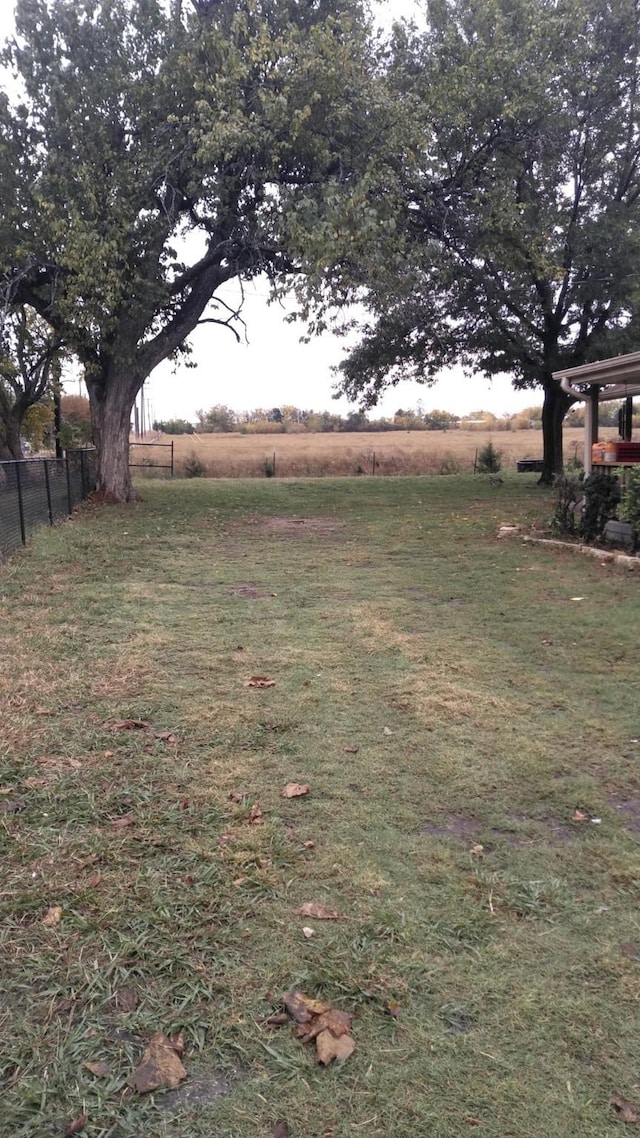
[248,802,264,825]
[84,1060,111,1078]
[611,1095,640,1123]
[87,874,102,888]
[294,902,341,920]
[315,1029,356,1065]
[302,840,315,849]
[272,1124,289,1138]
[244,676,276,688]
[22,777,47,789]
[170,1030,185,1057]
[114,987,138,1012]
[387,1000,401,1020]
[218,831,236,844]
[112,719,151,731]
[283,989,330,1024]
[42,905,63,928]
[572,808,590,823]
[104,750,114,758]
[0,796,26,814]
[344,745,359,754]
[67,1117,88,1135]
[155,730,179,744]
[281,783,311,799]
[110,813,135,829]
[297,1009,353,1044]
[128,1032,187,1094]
[265,1012,290,1028]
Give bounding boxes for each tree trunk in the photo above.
[0,411,25,461]
[538,379,572,485]
[88,373,139,502]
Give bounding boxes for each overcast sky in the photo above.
[0,1,538,422]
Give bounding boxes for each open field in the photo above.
[1,474,640,1137]
[145,426,606,478]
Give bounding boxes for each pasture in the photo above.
[1,474,639,1137]
[159,425,600,478]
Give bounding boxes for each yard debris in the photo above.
[154,730,179,744]
[112,719,150,731]
[344,745,359,754]
[302,926,315,938]
[470,844,484,857]
[84,1060,111,1078]
[272,1124,290,1138]
[114,987,139,1012]
[294,902,341,920]
[247,802,265,825]
[281,782,311,798]
[110,812,136,829]
[382,726,393,736]
[610,1095,640,1122]
[302,840,315,849]
[42,905,63,927]
[244,676,276,688]
[572,807,591,823]
[128,1031,188,1094]
[264,1012,290,1028]
[282,989,356,1065]
[66,1116,88,1135]
[229,790,250,803]
[0,796,26,814]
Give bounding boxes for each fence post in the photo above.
[65,451,73,514]
[171,440,174,477]
[15,462,27,545]
[79,448,86,497]
[43,459,53,525]
[372,451,377,476]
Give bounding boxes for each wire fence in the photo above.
[129,441,174,477]
[0,448,97,561]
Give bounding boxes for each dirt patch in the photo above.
[157,1069,233,1112]
[421,814,481,841]
[258,515,344,537]
[609,796,640,834]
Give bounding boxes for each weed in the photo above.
[182,452,206,478]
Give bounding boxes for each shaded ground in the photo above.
[0,474,639,1138]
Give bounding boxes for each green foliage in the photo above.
[21,401,54,451]
[262,454,276,477]
[476,440,502,474]
[619,467,640,547]
[580,471,621,543]
[550,474,583,536]
[182,452,206,479]
[154,418,194,435]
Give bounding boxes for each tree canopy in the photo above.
[327,0,640,480]
[0,0,385,497]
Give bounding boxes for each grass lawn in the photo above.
[1,473,639,1138]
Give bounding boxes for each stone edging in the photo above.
[496,527,638,570]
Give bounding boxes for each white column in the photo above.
[584,398,592,474]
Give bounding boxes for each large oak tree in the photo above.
[331,0,640,482]
[1,0,382,498]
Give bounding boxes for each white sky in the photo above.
[0,1,538,422]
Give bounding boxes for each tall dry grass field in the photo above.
[150,426,597,478]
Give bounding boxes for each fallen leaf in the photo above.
[218,831,236,844]
[283,989,330,1024]
[36,756,82,770]
[114,987,138,1012]
[302,840,315,849]
[179,798,190,811]
[382,726,393,736]
[110,813,136,829]
[155,730,179,744]
[294,902,341,920]
[344,745,359,754]
[315,1029,356,1065]
[112,719,150,731]
[104,750,114,758]
[22,777,47,789]
[302,926,315,938]
[0,796,26,814]
[42,905,63,927]
[67,1116,87,1135]
[470,844,484,857]
[84,1060,111,1078]
[272,1124,289,1138]
[297,1009,353,1044]
[572,807,590,823]
[233,876,248,887]
[87,874,102,889]
[264,1012,290,1028]
[229,790,250,803]
[248,802,264,825]
[611,1095,640,1123]
[281,783,311,799]
[387,1000,401,1020]
[170,1030,185,1057]
[128,1032,187,1094]
[244,676,276,688]
[0,786,14,794]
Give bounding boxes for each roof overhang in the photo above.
[553,352,640,402]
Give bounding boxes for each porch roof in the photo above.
[553,351,640,401]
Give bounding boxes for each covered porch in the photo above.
[553,351,640,474]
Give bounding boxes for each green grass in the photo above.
[1,473,639,1137]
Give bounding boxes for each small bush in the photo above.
[476,440,502,473]
[183,452,206,478]
[550,475,583,536]
[439,454,462,475]
[262,455,276,477]
[619,466,640,549]
[580,470,620,543]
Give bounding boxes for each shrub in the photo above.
[619,467,640,549]
[476,440,502,473]
[550,475,583,536]
[183,452,206,478]
[262,454,276,477]
[580,470,620,543]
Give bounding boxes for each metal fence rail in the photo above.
[0,449,97,561]
[129,441,174,477]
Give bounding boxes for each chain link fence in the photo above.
[0,449,97,561]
